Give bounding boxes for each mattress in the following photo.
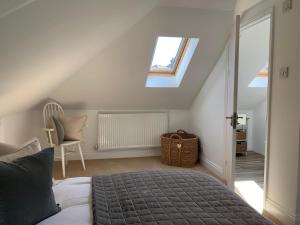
[92,171,273,225]
[38,171,273,225]
[37,177,92,225]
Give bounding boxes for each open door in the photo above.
[224,15,240,190]
[225,6,274,213]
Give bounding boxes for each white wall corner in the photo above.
[201,155,224,179]
[265,197,299,225]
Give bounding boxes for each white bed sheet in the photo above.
[38,177,93,225]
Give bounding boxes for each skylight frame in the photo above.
[149,37,189,76]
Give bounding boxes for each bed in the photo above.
[38,171,273,225]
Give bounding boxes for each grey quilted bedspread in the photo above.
[92,171,273,225]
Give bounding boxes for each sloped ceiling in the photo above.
[161,0,236,10]
[50,7,233,109]
[0,0,158,116]
[0,0,235,116]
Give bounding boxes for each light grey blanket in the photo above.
[92,171,273,225]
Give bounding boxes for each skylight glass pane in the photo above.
[150,37,184,72]
[248,64,269,88]
[248,77,268,87]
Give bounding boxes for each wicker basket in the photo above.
[236,129,247,140]
[161,130,199,167]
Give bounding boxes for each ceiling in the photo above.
[0,0,36,19]
[160,0,236,10]
[0,0,235,116]
[0,0,236,17]
[238,17,271,110]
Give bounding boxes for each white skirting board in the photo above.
[54,148,161,161]
[265,197,299,225]
[200,156,224,179]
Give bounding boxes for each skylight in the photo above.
[146,37,199,88]
[248,64,268,88]
[149,37,187,75]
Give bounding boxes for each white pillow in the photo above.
[0,138,41,163]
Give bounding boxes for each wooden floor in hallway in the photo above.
[235,151,265,189]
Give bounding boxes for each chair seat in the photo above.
[61,140,80,146]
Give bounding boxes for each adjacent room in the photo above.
[0,1,299,225]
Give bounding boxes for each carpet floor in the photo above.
[53,156,219,181]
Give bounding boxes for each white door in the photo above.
[225,9,273,199]
[224,15,240,190]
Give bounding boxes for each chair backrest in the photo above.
[43,102,64,127]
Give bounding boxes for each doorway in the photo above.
[234,15,272,213]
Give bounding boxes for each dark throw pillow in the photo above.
[52,117,64,145]
[0,148,60,225]
[46,117,59,146]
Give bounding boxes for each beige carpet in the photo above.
[53,156,219,181]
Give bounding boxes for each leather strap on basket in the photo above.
[168,134,182,165]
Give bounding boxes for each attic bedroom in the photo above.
[0,0,299,225]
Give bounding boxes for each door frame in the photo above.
[225,3,275,207]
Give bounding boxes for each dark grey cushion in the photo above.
[53,117,64,145]
[0,148,60,225]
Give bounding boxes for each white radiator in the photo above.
[98,112,168,150]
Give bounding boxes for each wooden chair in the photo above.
[43,102,86,177]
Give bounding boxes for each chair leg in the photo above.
[65,152,68,166]
[61,145,66,178]
[78,143,86,170]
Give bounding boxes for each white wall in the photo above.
[252,100,267,155]
[235,0,265,15]
[190,47,228,179]
[264,1,300,224]
[0,108,191,160]
[168,110,192,132]
[50,7,232,110]
[30,109,191,160]
[0,111,35,146]
[0,0,158,117]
